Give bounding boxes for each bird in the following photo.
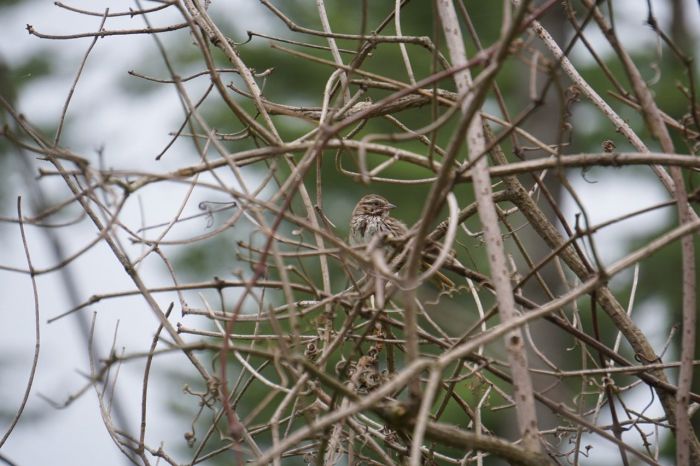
[349,194,454,289]
[349,194,406,247]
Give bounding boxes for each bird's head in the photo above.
[353,194,396,217]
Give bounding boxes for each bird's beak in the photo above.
[386,202,397,210]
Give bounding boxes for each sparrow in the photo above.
[350,194,407,246]
[349,194,454,289]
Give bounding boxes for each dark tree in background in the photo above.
[1,1,699,465]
